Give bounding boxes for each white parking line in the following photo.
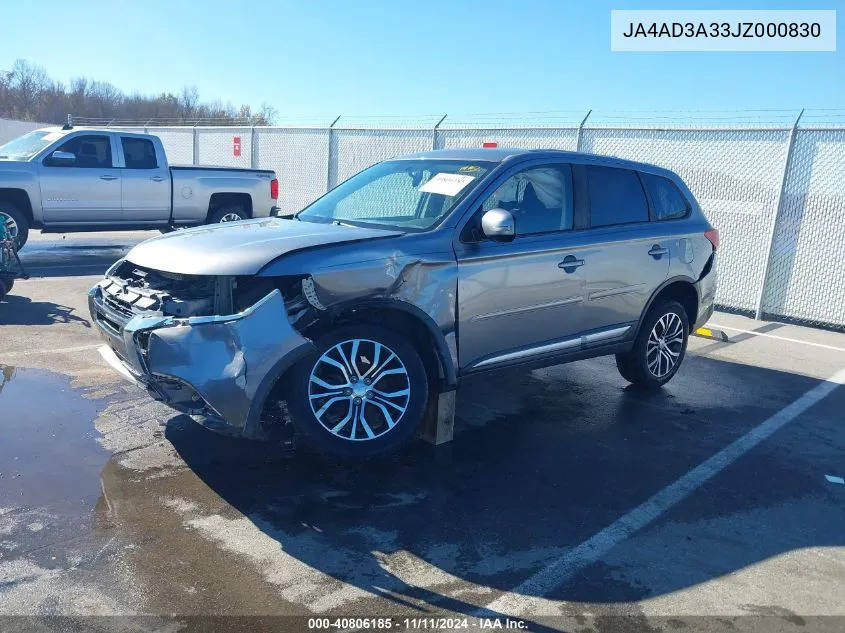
[708,323,845,353]
[0,344,102,359]
[481,365,845,617]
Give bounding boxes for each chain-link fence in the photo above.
[114,112,844,330]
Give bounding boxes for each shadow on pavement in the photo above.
[0,294,91,326]
[156,353,844,618]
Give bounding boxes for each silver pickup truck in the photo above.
[0,126,280,247]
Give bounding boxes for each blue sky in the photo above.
[2,0,842,121]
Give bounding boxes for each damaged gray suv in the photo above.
[89,148,718,457]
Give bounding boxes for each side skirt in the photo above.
[459,341,633,377]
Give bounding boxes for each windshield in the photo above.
[0,130,58,160]
[298,159,493,230]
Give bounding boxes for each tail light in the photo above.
[270,178,279,200]
[705,228,720,251]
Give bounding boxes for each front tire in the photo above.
[616,299,689,389]
[287,325,429,458]
[0,203,30,250]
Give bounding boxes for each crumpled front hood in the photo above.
[125,218,403,275]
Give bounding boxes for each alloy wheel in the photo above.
[308,338,411,442]
[0,212,18,241]
[646,312,684,378]
[219,212,243,223]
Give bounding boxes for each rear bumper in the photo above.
[88,285,314,438]
[693,254,718,330]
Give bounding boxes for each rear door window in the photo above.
[585,166,649,227]
[640,173,689,220]
[121,137,158,169]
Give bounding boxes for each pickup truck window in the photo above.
[121,137,158,169]
[44,135,113,168]
[298,159,493,231]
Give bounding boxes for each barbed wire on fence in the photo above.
[70,108,845,131]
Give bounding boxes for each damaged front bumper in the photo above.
[88,284,314,438]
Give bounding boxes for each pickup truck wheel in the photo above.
[0,203,29,250]
[287,325,429,458]
[616,299,689,389]
[208,205,248,224]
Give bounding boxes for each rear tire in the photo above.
[286,324,429,458]
[0,203,30,250]
[616,299,689,389]
[208,205,248,224]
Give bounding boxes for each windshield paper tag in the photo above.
[419,173,475,197]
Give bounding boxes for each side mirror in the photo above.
[481,208,515,241]
[50,150,76,166]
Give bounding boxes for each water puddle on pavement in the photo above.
[0,364,108,510]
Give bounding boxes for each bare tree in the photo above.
[9,59,49,118]
[0,58,274,125]
[180,85,200,120]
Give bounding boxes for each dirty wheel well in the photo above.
[654,281,698,325]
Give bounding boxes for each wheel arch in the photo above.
[305,298,458,392]
[633,276,700,340]
[0,188,34,225]
[207,192,253,222]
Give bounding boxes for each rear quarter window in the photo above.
[640,173,689,221]
[585,165,649,227]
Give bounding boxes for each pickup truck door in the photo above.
[118,135,171,223]
[38,133,122,224]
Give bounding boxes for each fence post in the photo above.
[325,115,341,192]
[432,114,447,150]
[192,124,199,166]
[575,109,592,152]
[754,108,804,320]
[250,125,258,169]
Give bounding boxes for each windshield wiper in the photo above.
[333,219,357,228]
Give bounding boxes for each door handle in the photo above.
[558,255,585,273]
[151,176,165,182]
[648,245,669,258]
[99,175,118,181]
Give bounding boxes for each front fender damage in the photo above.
[129,290,314,438]
[288,253,459,385]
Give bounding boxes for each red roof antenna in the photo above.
[482,142,498,148]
